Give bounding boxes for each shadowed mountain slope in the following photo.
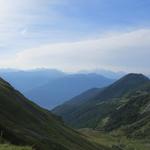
[0,77,109,150]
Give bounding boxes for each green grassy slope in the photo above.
[79,129,150,150]
[0,77,107,150]
[53,74,150,129]
[102,86,150,139]
[0,144,32,150]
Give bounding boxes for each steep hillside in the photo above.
[53,74,150,129]
[102,84,150,139]
[0,77,108,150]
[26,73,114,109]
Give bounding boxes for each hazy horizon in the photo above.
[1,67,150,77]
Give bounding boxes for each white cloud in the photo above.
[1,29,150,73]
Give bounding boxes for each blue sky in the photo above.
[0,0,150,73]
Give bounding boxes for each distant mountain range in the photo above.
[53,73,150,139]
[79,69,125,79]
[0,77,107,150]
[0,69,115,109]
[0,69,65,93]
[25,73,114,109]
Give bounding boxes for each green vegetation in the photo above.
[0,77,107,150]
[53,73,150,130]
[102,91,150,139]
[53,73,150,147]
[79,129,150,150]
[0,144,32,150]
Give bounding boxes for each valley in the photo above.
[0,77,107,150]
[79,129,150,150]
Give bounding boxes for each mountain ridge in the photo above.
[53,73,150,131]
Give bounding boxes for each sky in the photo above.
[0,0,150,73]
